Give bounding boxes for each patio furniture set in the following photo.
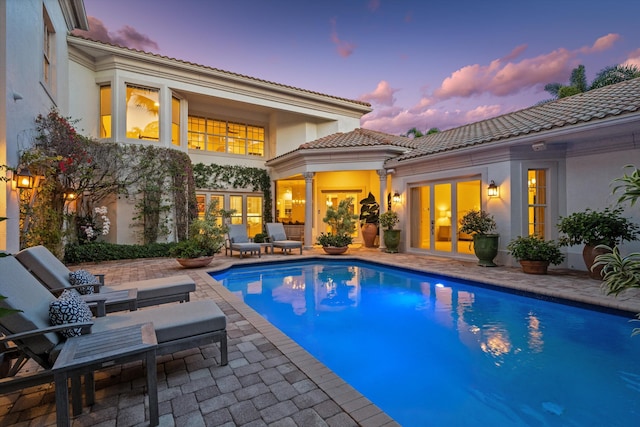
[0,245,228,426]
[225,222,303,258]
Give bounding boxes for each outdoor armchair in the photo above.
[266,223,303,255]
[225,224,261,259]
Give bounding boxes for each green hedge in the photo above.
[64,242,177,264]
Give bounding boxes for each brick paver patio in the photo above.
[2,247,639,426]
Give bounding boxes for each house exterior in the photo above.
[2,0,640,273]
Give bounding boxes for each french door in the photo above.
[410,178,481,254]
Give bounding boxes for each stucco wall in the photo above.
[2,0,73,252]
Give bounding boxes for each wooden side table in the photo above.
[260,242,274,255]
[52,323,158,427]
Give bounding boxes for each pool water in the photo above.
[211,259,640,427]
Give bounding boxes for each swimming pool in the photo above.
[211,259,640,427]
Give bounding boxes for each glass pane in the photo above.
[210,195,224,226]
[100,86,111,138]
[171,97,180,146]
[528,169,546,237]
[456,180,480,254]
[276,180,305,224]
[247,196,263,237]
[188,116,205,150]
[410,186,431,249]
[196,195,206,219]
[126,85,159,141]
[434,183,452,252]
[230,196,243,225]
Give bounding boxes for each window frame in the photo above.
[187,115,265,157]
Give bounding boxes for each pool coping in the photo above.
[199,252,640,426]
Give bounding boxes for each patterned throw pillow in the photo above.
[49,289,93,338]
[68,269,99,295]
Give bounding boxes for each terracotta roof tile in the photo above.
[396,77,640,161]
[297,128,414,150]
[68,34,371,108]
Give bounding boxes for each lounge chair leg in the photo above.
[221,334,228,365]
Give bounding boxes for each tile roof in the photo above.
[395,77,640,162]
[297,127,415,150]
[67,34,371,109]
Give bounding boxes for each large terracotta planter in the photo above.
[176,256,214,268]
[322,246,348,255]
[383,229,401,253]
[519,260,550,275]
[583,244,611,280]
[473,234,499,267]
[361,223,378,248]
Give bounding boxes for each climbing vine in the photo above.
[192,163,273,223]
[14,109,275,255]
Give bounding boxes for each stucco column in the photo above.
[377,169,388,251]
[303,172,314,249]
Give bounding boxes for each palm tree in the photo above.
[402,127,424,138]
[544,65,587,99]
[544,64,640,101]
[590,65,640,90]
[402,127,439,138]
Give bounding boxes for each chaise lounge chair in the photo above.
[15,245,195,312]
[0,255,227,397]
[225,224,261,259]
[266,222,303,255]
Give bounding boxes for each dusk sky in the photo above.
[78,0,640,135]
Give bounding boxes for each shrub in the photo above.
[507,235,565,265]
[459,210,497,235]
[63,242,176,264]
[557,207,639,247]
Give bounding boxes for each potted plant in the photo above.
[557,207,639,279]
[317,198,358,254]
[459,209,499,266]
[507,235,565,274]
[169,200,230,267]
[359,192,380,248]
[379,210,400,253]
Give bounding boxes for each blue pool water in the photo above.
[211,259,640,426]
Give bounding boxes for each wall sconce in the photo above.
[14,169,35,190]
[487,180,499,198]
[392,191,401,205]
[63,190,78,201]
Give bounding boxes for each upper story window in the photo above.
[43,8,54,88]
[126,84,159,141]
[100,85,112,138]
[171,96,181,146]
[187,115,264,157]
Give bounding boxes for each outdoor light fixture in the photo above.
[15,169,35,189]
[487,180,499,197]
[63,190,78,201]
[392,191,401,205]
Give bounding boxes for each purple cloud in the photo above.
[359,80,398,106]
[73,16,159,52]
[330,18,356,58]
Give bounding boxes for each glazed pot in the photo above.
[472,234,499,267]
[383,229,401,253]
